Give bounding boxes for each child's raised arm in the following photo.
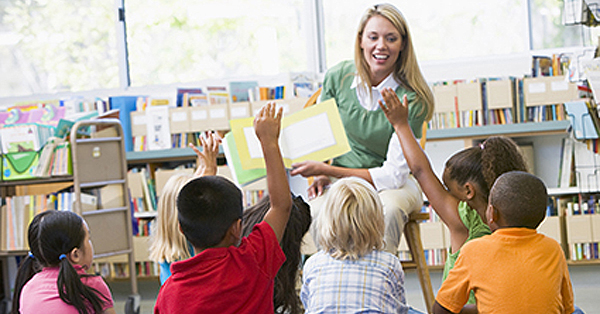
[254,102,292,243]
[379,88,468,251]
[190,131,220,177]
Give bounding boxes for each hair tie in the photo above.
[28,251,35,259]
[479,142,485,150]
[59,254,67,261]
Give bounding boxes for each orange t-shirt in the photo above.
[436,228,574,314]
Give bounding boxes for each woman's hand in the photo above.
[307,175,331,200]
[379,87,409,129]
[191,131,221,177]
[291,160,331,178]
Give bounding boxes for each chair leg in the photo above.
[404,219,435,314]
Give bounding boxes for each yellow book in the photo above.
[229,98,350,170]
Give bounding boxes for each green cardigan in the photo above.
[321,60,427,169]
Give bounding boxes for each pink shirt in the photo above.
[154,221,286,314]
[20,265,114,314]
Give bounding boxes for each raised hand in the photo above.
[379,87,409,129]
[191,131,221,177]
[254,102,283,144]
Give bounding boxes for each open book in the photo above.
[224,98,350,185]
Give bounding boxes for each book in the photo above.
[228,98,350,170]
[558,137,574,188]
[109,96,141,152]
[145,105,172,150]
[222,132,267,186]
[229,81,258,102]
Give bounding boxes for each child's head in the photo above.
[317,177,385,260]
[177,175,244,250]
[13,210,107,314]
[487,171,547,231]
[443,136,528,205]
[150,173,193,263]
[242,194,312,314]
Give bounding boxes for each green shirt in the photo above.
[443,201,492,304]
[321,60,427,169]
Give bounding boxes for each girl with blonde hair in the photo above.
[149,132,219,285]
[301,177,412,314]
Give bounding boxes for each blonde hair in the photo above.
[354,3,434,121]
[149,174,193,263]
[317,177,385,260]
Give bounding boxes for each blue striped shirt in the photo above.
[301,250,408,314]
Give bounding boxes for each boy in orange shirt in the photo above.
[433,171,575,314]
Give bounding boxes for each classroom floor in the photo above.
[109,264,600,314]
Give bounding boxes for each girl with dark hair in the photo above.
[12,210,115,314]
[241,194,311,314]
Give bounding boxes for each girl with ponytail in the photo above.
[12,210,115,314]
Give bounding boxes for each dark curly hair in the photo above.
[444,136,528,199]
[242,194,311,314]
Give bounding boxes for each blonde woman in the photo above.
[291,3,434,254]
[149,132,219,285]
[301,177,420,314]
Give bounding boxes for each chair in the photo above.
[303,88,435,313]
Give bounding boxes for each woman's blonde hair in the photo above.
[317,177,385,260]
[354,3,434,121]
[149,174,193,263]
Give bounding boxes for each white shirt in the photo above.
[350,74,414,191]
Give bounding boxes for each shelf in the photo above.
[548,187,600,195]
[427,120,571,141]
[126,146,225,164]
[0,176,73,187]
[134,211,157,219]
[567,260,600,266]
[0,250,26,257]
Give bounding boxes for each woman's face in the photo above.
[360,15,403,86]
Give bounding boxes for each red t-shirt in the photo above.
[154,221,285,314]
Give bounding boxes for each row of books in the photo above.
[128,167,157,213]
[93,261,159,279]
[570,243,599,261]
[397,203,447,267]
[558,137,600,190]
[0,191,97,251]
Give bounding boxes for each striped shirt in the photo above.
[301,250,408,314]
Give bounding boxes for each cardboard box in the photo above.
[207,104,230,130]
[592,214,600,242]
[133,236,151,262]
[154,168,194,197]
[420,221,447,250]
[538,216,561,243]
[189,107,209,132]
[229,101,252,120]
[169,107,191,134]
[456,81,482,112]
[566,215,593,244]
[432,84,457,113]
[251,98,308,116]
[486,79,514,110]
[2,150,40,181]
[130,111,147,137]
[523,76,578,107]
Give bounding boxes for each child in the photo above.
[241,194,312,314]
[433,171,575,313]
[301,177,411,314]
[153,103,293,313]
[149,132,220,285]
[380,89,528,305]
[12,210,116,314]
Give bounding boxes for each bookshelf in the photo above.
[0,119,139,312]
[424,121,600,266]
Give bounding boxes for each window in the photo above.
[0,0,119,98]
[124,0,308,87]
[322,0,530,69]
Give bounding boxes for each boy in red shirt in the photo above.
[154,103,292,314]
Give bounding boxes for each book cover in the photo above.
[229,98,350,170]
[109,96,141,152]
[222,132,267,186]
[229,81,258,102]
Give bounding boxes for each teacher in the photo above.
[291,3,434,254]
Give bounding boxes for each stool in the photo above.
[403,211,435,313]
